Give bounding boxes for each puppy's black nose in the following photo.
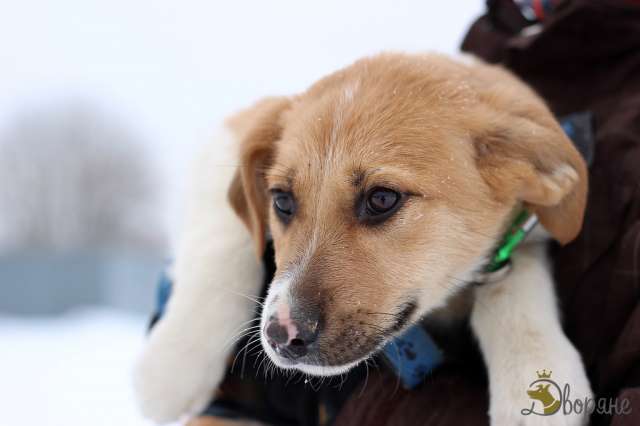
[265,316,318,360]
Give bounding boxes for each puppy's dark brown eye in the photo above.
[357,187,404,225]
[272,191,295,223]
[367,188,399,213]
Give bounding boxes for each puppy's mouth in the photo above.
[260,300,418,376]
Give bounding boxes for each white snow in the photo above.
[0,309,159,426]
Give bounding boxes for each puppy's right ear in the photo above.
[226,97,290,258]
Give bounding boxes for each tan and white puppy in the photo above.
[134,53,592,426]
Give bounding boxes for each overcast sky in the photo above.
[0,0,484,244]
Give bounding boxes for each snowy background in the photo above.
[0,1,483,425]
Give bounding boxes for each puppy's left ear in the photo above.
[472,106,588,245]
[226,97,291,257]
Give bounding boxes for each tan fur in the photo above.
[227,97,291,257]
[227,52,587,368]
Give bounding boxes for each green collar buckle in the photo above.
[475,210,539,284]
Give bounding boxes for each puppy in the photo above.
[135,53,592,426]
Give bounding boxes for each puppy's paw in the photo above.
[132,322,226,424]
[488,341,592,426]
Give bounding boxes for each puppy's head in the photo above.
[228,54,587,375]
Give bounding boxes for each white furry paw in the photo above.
[132,320,227,424]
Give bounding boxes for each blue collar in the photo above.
[382,325,443,389]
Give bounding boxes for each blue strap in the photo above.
[560,112,595,166]
[382,325,443,389]
[155,270,172,317]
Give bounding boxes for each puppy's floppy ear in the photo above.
[471,97,588,245]
[226,97,291,257]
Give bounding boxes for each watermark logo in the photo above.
[521,370,632,418]
[523,370,561,415]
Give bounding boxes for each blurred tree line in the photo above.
[0,102,165,253]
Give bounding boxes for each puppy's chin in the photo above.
[288,360,362,377]
[259,332,367,377]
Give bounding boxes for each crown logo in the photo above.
[536,369,552,379]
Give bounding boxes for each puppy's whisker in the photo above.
[284,368,299,386]
[256,351,268,376]
[226,317,261,338]
[260,356,270,380]
[246,341,267,360]
[253,347,265,369]
[223,327,261,350]
[231,331,260,375]
[223,328,260,351]
[359,357,371,397]
[359,322,388,332]
[268,358,278,380]
[221,324,262,351]
[336,372,347,390]
[378,339,403,398]
[236,316,262,326]
[220,289,265,307]
[358,322,395,341]
[240,334,263,378]
[368,356,380,370]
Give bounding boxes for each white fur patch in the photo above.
[133,127,263,423]
[259,273,298,369]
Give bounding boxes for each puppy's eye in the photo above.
[367,188,399,214]
[358,187,403,225]
[272,191,295,223]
